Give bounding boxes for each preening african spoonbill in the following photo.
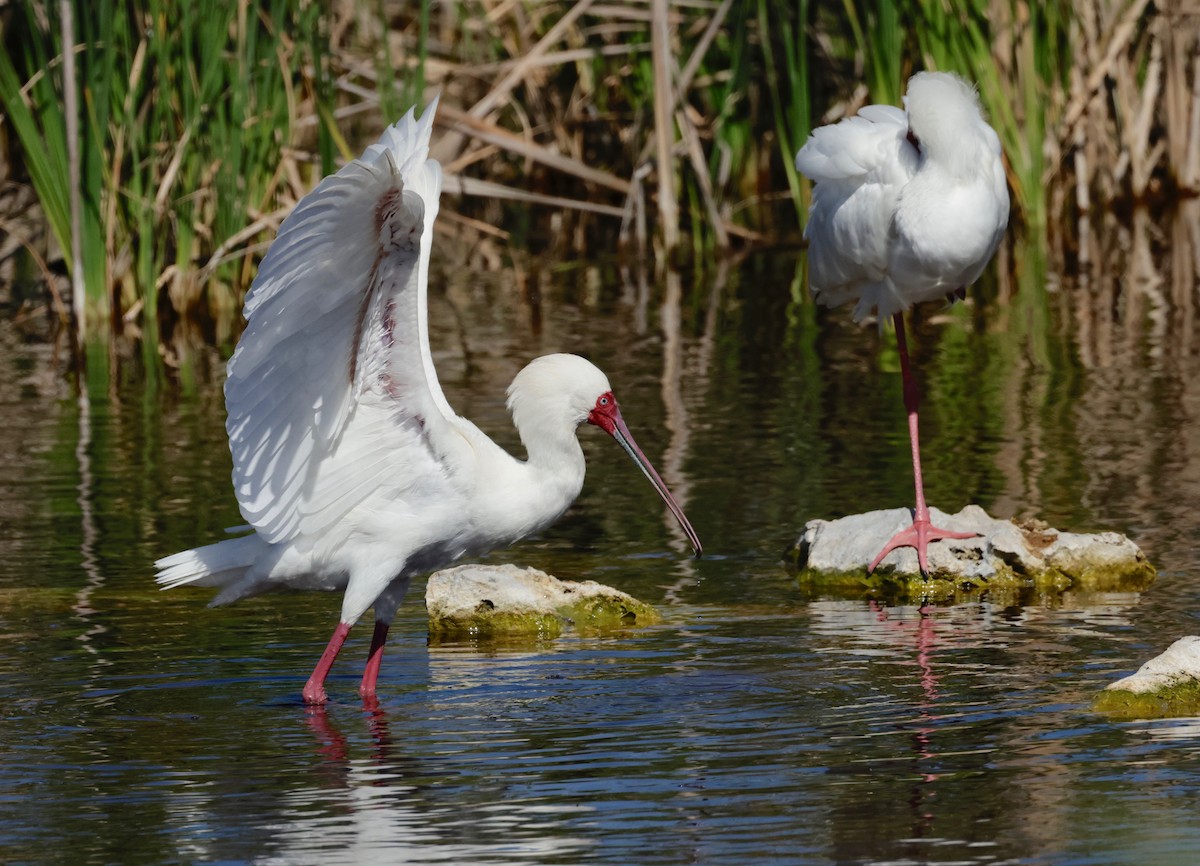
[155,100,702,705]
[794,71,1009,575]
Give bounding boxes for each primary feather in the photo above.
[225,98,456,549]
[156,100,516,622]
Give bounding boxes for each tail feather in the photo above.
[155,534,262,592]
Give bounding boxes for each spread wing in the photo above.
[224,99,467,547]
[795,103,919,319]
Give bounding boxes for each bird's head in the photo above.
[507,353,702,556]
[507,354,613,434]
[903,72,993,167]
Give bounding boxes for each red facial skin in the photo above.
[586,391,619,434]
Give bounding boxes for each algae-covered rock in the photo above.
[790,505,1155,599]
[425,564,661,639]
[1094,636,1200,720]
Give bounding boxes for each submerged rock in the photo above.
[1093,636,1200,719]
[425,564,661,639]
[790,505,1154,599]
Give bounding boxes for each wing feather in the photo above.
[225,100,465,547]
[795,100,919,319]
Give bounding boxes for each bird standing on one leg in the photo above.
[155,100,702,704]
[794,71,1010,575]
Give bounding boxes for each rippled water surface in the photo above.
[4,211,1200,864]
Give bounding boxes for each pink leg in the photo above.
[359,619,390,703]
[869,314,977,575]
[302,621,353,705]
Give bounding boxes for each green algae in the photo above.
[792,566,1030,605]
[1092,681,1200,720]
[1043,558,1157,593]
[788,545,1156,605]
[566,596,662,633]
[426,595,661,641]
[428,607,565,639]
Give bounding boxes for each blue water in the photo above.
[3,212,1200,863]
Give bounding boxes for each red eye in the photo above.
[586,393,618,433]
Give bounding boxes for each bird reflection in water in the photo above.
[304,702,395,768]
[871,600,943,839]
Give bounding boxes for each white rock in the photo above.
[1107,637,1200,694]
[793,504,1153,584]
[425,563,657,634]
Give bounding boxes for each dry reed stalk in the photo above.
[59,0,84,341]
[650,0,679,254]
[102,37,147,271]
[678,0,732,93]
[198,208,290,282]
[1163,10,1191,187]
[1169,199,1197,357]
[153,127,193,214]
[1160,3,1200,190]
[1055,0,1200,203]
[1058,0,1152,146]
[468,0,598,119]
[436,207,511,240]
[675,100,729,249]
[590,4,652,22]
[618,162,653,255]
[0,215,69,323]
[437,102,631,194]
[442,143,502,175]
[466,43,652,72]
[443,173,626,217]
[1114,33,1164,197]
[1190,58,1200,188]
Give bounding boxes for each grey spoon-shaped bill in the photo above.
[588,393,702,557]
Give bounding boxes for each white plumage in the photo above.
[796,72,1008,323]
[795,71,1009,574]
[156,101,701,704]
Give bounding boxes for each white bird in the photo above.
[794,71,1009,574]
[155,100,702,705]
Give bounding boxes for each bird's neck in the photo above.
[519,420,586,478]
[921,134,990,181]
[520,418,587,503]
[477,424,585,542]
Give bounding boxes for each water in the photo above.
[3,208,1200,864]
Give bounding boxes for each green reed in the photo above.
[0,8,106,330]
[756,0,810,226]
[842,0,904,106]
[0,0,1177,352]
[907,0,1070,230]
[1,0,332,345]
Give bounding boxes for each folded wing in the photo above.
[795,103,918,319]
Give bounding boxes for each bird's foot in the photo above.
[868,517,978,576]
[302,679,329,706]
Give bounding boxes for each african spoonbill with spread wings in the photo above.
[156,101,702,704]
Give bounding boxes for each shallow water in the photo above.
[3,207,1200,864]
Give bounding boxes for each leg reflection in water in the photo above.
[870,600,943,839]
[305,702,395,768]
